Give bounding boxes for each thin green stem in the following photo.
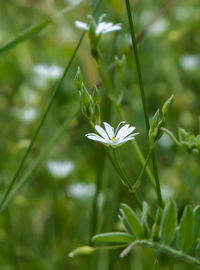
[125,0,164,208]
[0,2,81,56]
[160,127,181,147]
[132,149,152,192]
[0,0,102,212]
[105,149,142,211]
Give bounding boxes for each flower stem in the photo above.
[160,127,181,147]
[132,149,152,192]
[125,0,164,208]
[105,149,142,210]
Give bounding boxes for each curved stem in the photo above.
[160,127,181,147]
[132,149,152,192]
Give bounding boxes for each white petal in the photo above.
[115,124,130,139]
[103,122,115,139]
[86,134,107,143]
[75,21,89,30]
[119,126,136,139]
[114,121,126,136]
[103,24,122,34]
[95,125,109,139]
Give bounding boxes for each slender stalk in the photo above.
[0,2,82,56]
[125,0,164,208]
[161,127,181,147]
[132,149,152,192]
[105,149,142,211]
[0,0,102,212]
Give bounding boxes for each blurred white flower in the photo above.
[46,160,75,178]
[67,182,95,199]
[12,107,37,123]
[34,64,63,80]
[75,14,121,35]
[86,121,139,148]
[148,18,168,36]
[33,64,63,89]
[180,54,199,71]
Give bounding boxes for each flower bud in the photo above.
[162,95,174,118]
[69,246,95,258]
[74,67,83,91]
[81,83,91,106]
[92,86,101,104]
[150,109,160,129]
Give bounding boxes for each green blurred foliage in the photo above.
[0,0,200,269]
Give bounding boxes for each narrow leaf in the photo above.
[120,203,143,238]
[159,200,177,245]
[92,232,134,243]
[193,205,200,240]
[177,205,195,251]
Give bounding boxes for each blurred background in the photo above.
[0,0,200,269]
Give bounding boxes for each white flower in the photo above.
[75,14,121,35]
[86,121,139,148]
[46,160,75,178]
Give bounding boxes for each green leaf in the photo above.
[177,205,195,251]
[193,205,200,240]
[151,208,163,241]
[159,200,177,245]
[92,232,134,243]
[120,203,143,238]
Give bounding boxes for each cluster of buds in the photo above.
[178,127,200,156]
[149,95,174,148]
[74,67,101,125]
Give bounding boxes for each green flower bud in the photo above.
[162,95,174,118]
[74,67,83,91]
[92,86,101,104]
[81,83,91,106]
[69,246,95,258]
[150,109,160,129]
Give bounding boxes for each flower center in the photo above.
[112,136,116,141]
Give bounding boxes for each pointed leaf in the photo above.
[193,205,200,240]
[92,232,134,243]
[177,205,195,251]
[120,203,143,238]
[159,200,177,245]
